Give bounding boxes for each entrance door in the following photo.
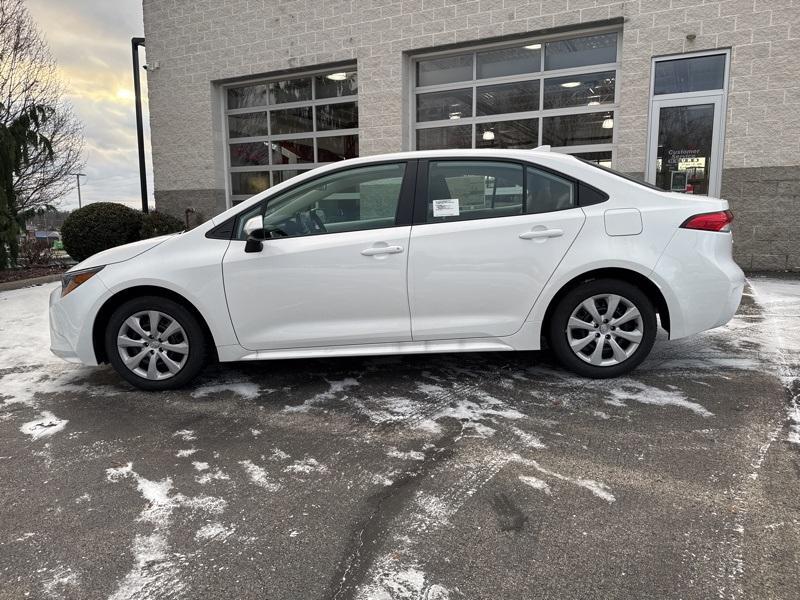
[645,50,729,197]
[647,95,723,196]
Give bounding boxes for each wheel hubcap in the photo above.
[566,294,644,367]
[117,310,189,380]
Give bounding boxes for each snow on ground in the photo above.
[2,278,800,597]
[749,278,800,446]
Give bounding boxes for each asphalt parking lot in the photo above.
[1,278,799,600]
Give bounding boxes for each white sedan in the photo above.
[49,149,744,390]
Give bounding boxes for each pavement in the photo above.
[0,277,798,600]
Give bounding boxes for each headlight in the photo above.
[61,266,104,297]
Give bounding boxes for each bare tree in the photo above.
[0,0,84,215]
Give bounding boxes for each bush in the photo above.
[61,203,143,262]
[18,238,55,266]
[140,211,184,239]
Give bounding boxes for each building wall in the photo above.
[142,0,800,270]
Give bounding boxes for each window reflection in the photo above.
[545,33,617,70]
[417,54,473,87]
[315,71,358,98]
[542,112,614,146]
[417,126,472,150]
[476,81,540,115]
[268,78,312,104]
[417,89,473,122]
[316,102,359,130]
[654,55,726,95]
[543,71,615,109]
[476,119,538,149]
[476,45,540,79]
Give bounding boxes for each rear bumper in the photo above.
[652,229,745,339]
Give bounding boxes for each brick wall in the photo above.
[143,0,800,270]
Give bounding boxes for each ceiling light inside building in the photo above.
[449,112,462,120]
[327,72,348,81]
[561,81,581,88]
[602,117,614,129]
[588,100,600,106]
[524,43,541,50]
[482,130,495,141]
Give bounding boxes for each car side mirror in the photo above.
[243,215,265,253]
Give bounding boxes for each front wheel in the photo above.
[548,279,657,378]
[105,296,207,390]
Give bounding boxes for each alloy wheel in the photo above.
[565,293,644,367]
[116,310,189,380]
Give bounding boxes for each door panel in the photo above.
[223,227,412,350]
[408,209,584,340]
[222,161,415,351]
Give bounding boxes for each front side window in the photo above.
[236,163,406,239]
[426,161,524,223]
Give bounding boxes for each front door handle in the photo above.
[361,245,404,256]
[519,228,563,240]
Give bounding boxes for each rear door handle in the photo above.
[519,228,563,240]
[361,245,404,256]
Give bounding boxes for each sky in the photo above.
[24,0,153,211]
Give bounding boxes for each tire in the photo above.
[105,296,207,390]
[547,278,657,379]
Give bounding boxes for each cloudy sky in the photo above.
[25,0,153,211]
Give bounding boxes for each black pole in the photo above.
[132,37,148,213]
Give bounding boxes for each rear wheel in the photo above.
[548,279,656,378]
[105,296,207,390]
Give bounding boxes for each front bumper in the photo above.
[49,275,110,366]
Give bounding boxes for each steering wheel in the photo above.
[308,209,327,234]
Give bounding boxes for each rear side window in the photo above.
[526,166,576,213]
[426,160,524,223]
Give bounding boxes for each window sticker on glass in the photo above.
[433,198,460,217]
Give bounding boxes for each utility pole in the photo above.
[132,37,149,213]
[72,173,86,208]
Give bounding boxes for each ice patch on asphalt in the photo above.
[386,447,426,461]
[42,564,78,599]
[105,462,226,600]
[239,459,281,491]
[195,522,235,542]
[191,381,261,400]
[357,556,451,600]
[172,429,196,441]
[283,457,327,474]
[284,377,360,412]
[20,411,68,440]
[519,475,551,494]
[604,380,713,418]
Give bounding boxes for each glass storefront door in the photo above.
[647,95,723,196]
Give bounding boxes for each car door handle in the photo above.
[519,228,563,240]
[361,245,404,256]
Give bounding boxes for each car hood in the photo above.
[68,234,177,272]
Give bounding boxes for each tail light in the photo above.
[680,210,734,232]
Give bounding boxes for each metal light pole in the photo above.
[72,172,86,208]
[132,37,149,213]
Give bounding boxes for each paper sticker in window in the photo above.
[432,198,460,217]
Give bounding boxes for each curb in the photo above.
[0,273,62,293]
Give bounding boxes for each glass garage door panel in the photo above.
[655,104,714,195]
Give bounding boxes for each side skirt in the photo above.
[216,322,543,362]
